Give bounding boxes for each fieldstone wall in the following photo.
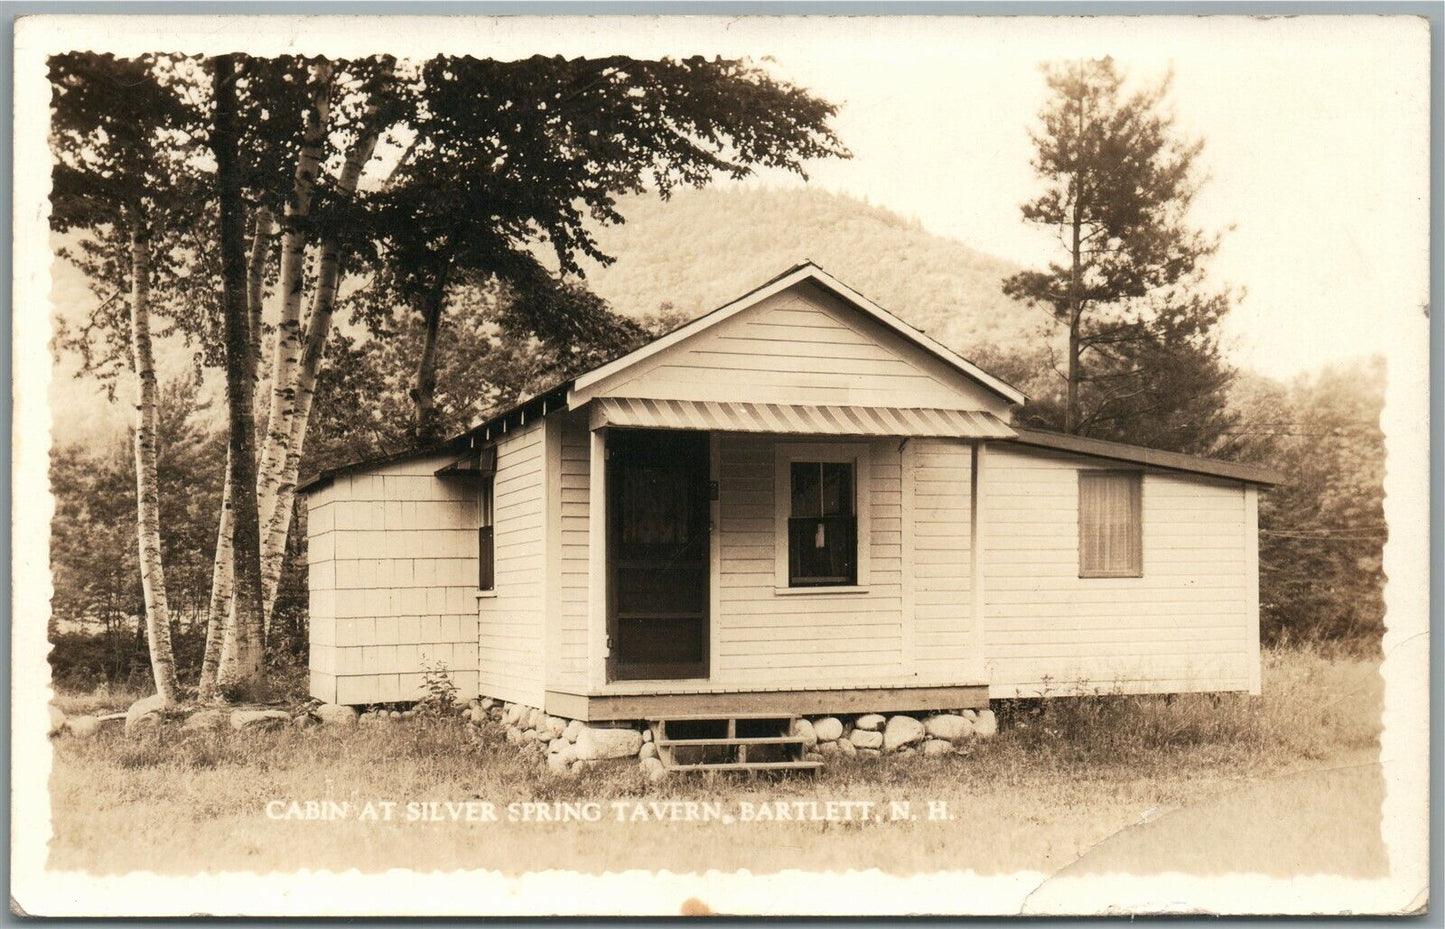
[798,709,997,762]
[462,697,663,780]
[466,698,999,778]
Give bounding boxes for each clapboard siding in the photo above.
[982,446,1252,696]
[910,438,973,681]
[596,283,1011,416]
[307,454,481,706]
[712,433,908,686]
[552,411,592,691]
[477,419,547,707]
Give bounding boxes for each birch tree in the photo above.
[253,58,398,631]
[49,53,206,704]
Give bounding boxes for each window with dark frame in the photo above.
[787,460,857,587]
[478,474,495,591]
[1078,470,1143,578]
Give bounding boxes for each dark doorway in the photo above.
[606,428,710,681]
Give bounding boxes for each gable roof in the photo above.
[300,264,1278,493]
[568,261,1027,406]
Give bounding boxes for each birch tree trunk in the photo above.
[128,215,181,705]
[212,54,267,694]
[257,64,393,621]
[197,450,233,700]
[254,63,331,601]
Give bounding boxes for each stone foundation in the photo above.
[469,698,998,778]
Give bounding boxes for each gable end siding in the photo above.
[595,284,1012,416]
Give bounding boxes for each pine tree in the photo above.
[1003,57,1235,448]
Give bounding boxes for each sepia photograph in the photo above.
[10,11,1432,917]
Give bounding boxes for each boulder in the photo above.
[563,719,584,743]
[923,738,954,756]
[924,714,973,741]
[574,725,644,761]
[525,708,547,730]
[973,709,998,738]
[316,704,359,728]
[502,704,521,726]
[963,709,979,721]
[124,694,167,737]
[48,705,67,735]
[883,715,926,752]
[480,697,496,711]
[849,728,882,750]
[836,738,857,757]
[183,708,228,731]
[855,713,885,732]
[66,715,103,738]
[547,738,568,755]
[230,709,291,731]
[639,742,658,761]
[641,727,653,743]
[804,751,825,764]
[790,718,818,749]
[388,710,403,720]
[504,726,523,744]
[812,717,844,742]
[546,752,574,776]
[557,742,578,765]
[469,707,489,725]
[522,728,544,743]
[817,740,841,756]
[857,747,882,760]
[543,716,568,739]
[640,756,668,783]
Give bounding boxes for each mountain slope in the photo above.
[575,187,1057,358]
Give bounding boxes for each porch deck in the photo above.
[544,682,990,722]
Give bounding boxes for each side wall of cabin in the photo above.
[980,445,1259,697]
[307,455,480,705]
[476,419,548,707]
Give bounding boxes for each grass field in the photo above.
[47,646,1384,878]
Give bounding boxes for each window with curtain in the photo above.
[788,460,857,586]
[1078,471,1143,577]
[478,475,495,591]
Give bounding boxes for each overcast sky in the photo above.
[45,15,1430,445]
[704,15,1430,380]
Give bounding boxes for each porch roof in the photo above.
[589,397,1017,439]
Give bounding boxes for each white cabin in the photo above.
[301,263,1276,718]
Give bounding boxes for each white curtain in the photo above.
[1079,472,1142,576]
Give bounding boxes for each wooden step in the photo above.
[658,735,805,748]
[661,760,824,773]
[646,713,798,722]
